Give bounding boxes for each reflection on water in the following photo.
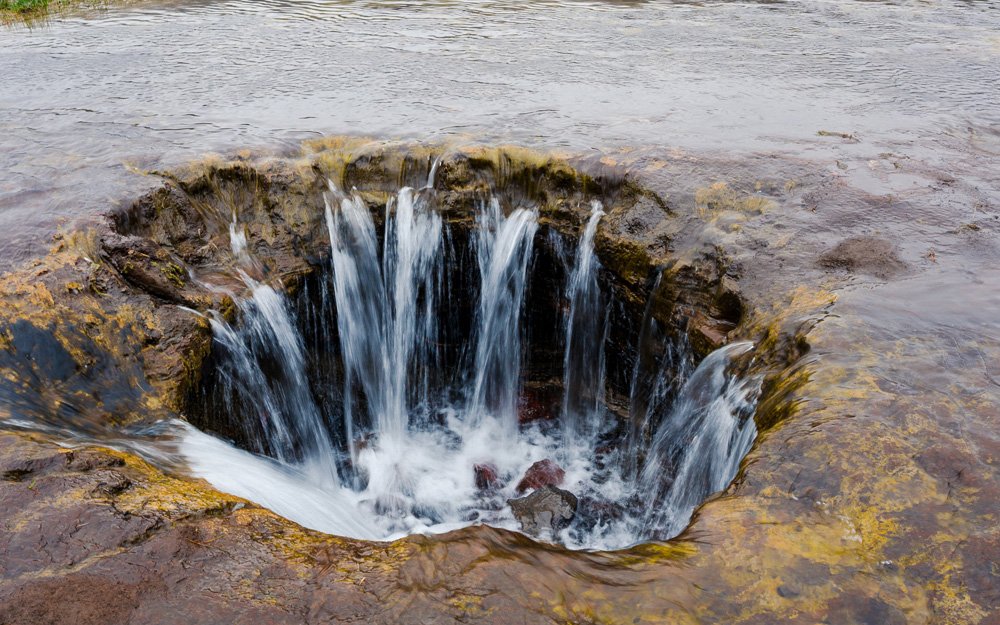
[0,0,998,265]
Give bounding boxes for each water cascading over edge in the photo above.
[182,178,763,550]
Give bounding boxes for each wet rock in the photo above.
[818,236,905,278]
[92,471,133,497]
[101,234,194,306]
[67,450,126,472]
[515,459,565,494]
[508,485,578,537]
[517,384,560,425]
[474,463,502,490]
[688,310,734,355]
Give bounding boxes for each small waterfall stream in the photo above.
[468,198,539,434]
[560,201,608,443]
[181,183,762,550]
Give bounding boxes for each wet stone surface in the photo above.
[508,485,579,538]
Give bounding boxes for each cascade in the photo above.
[182,184,762,550]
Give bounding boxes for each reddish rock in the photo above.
[688,310,735,356]
[515,459,565,494]
[474,463,501,490]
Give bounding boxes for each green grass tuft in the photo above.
[0,0,50,13]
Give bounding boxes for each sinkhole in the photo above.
[176,153,763,551]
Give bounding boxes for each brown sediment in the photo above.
[0,138,996,624]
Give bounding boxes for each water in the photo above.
[639,341,759,537]
[203,277,340,487]
[325,181,443,445]
[1,1,998,268]
[467,197,539,434]
[560,201,607,442]
[0,1,998,619]
[179,184,762,550]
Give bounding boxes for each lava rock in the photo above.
[515,459,565,493]
[508,485,578,537]
[474,463,502,490]
[102,233,195,306]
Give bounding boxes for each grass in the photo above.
[0,0,51,13]
[1,0,126,24]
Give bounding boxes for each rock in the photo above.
[517,385,559,424]
[101,234,195,306]
[688,310,734,355]
[515,459,565,493]
[818,236,905,279]
[474,463,502,490]
[508,485,578,537]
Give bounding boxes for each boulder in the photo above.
[515,459,565,493]
[508,485,578,537]
[473,463,502,490]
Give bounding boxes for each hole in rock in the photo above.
[183,174,762,551]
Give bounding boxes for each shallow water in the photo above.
[1,0,998,265]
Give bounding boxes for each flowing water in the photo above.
[177,177,761,550]
[1,1,998,268]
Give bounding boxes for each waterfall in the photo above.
[324,180,443,462]
[323,186,389,468]
[638,341,760,537]
[622,278,695,481]
[180,186,762,550]
[204,273,340,488]
[560,201,608,441]
[467,197,539,432]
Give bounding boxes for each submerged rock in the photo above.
[515,459,565,493]
[508,485,578,537]
[818,236,905,278]
[473,463,502,490]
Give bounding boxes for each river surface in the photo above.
[2,0,999,267]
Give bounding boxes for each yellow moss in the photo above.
[56,227,102,264]
[448,594,493,618]
[927,576,988,625]
[104,448,243,517]
[301,135,377,156]
[695,182,776,216]
[609,540,698,567]
[153,261,186,288]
